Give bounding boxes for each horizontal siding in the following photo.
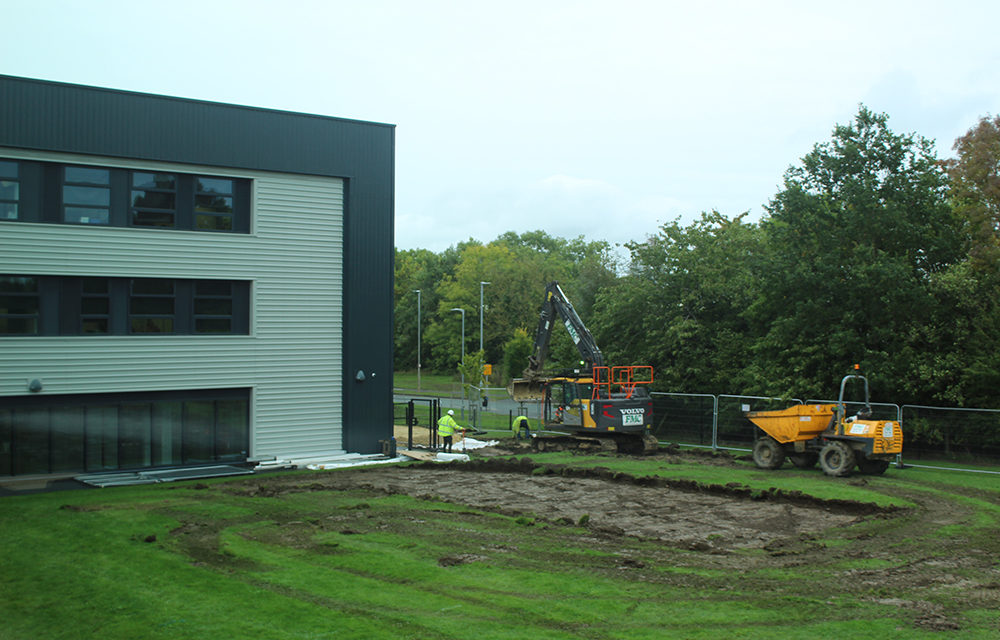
[1,152,344,459]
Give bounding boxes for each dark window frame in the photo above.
[62,165,112,226]
[194,280,234,334]
[81,277,111,335]
[0,274,250,337]
[194,176,236,232]
[0,276,40,335]
[0,157,250,233]
[0,159,19,221]
[129,278,176,334]
[130,171,179,229]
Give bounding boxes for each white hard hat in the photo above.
[447,409,455,416]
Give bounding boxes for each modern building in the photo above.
[0,75,394,478]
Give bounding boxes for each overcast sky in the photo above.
[3,0,998,252]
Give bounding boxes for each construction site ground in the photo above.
[6,442,1000,638]
[229,443,1000,634]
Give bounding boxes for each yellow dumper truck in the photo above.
[744,371,903,477]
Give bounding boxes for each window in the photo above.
[129,279,175,333]
[131,172,177,228]
[194,280,234,333]
[0,275,249,336]
[80,278,110,334]
[0,160,18,220]
[0,276,39,335]
[63,166,111,225]
[195,177,235,231]
[1,388,250,476]
[0,157,250,232]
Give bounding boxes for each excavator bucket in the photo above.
[508,377,546,401]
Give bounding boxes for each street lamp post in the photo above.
[479,281,490,354]
[413,289,421,391]
[450,307,466,395]
[450,307,466,364]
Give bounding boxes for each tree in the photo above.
[945,115,1000,270]
[393,248,452,372]
[425,242,563,372]
[901,115,1000,406]
[898,261,1000,406]
[424,233,613,374]
[457,349,486,400]
[502,327,534,382]
[591,211,763,393]
[748,105,962,401]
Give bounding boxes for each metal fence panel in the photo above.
[650,393,716,447]
[901,405,1000,465]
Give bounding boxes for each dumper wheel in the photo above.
[857,457,890,475]
[788,452,819,469]
[819,441,855,477]
[752,437,785,470]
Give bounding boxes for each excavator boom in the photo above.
[526,281,604,374]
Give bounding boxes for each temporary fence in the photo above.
[900,405,1000,468]
[393,387,1000,471]
[650,393,804,450]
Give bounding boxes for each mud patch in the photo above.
[230,460,885,552]
[438,553,487,567]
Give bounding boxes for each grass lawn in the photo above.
[2,451,999,639]
[393,371,464,394]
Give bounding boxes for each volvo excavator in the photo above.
[508,282,659,454]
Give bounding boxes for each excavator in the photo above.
[507,282,658,454]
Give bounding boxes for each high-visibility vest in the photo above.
[437,414,460,436]
[512,415,530,434]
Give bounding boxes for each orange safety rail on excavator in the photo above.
[592,365,654,400]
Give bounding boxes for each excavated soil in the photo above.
[330,466,856,550]
[232,451,889,553]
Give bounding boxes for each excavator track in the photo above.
[531,432,659,455]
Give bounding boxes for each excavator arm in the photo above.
[510,281,604,401]
[526,281,604,374]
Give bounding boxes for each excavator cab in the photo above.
[544,379,592,427]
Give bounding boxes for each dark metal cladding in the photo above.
[0,74,395,455]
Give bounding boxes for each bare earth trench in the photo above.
[334,464,855,551]
[390,428,856,548]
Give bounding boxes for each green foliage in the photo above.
[747,105,963,401]
[501,327,534,382]
[914,115,1000,406]
[457,349,486,397]
[945,114,1000,271]
[591,211,763,393]
[395,230,616,374]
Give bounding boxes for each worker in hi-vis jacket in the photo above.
[437,409,463,452]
